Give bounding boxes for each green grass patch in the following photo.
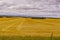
[0,36,59,40]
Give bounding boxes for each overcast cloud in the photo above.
[0,0,60,18]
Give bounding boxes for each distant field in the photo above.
[0,17,60,37]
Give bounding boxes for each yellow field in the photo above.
[0,17,60,37]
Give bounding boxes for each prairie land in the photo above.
[0,17,60,40]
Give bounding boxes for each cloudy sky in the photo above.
[0,0,60,18]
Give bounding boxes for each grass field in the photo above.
[0,17,60,40]
[0,36,60,40]
[0,36,51,40]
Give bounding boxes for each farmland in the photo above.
[0,17,60,40]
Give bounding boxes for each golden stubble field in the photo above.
[0,17,60,37]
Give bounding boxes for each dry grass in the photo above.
[0,17,60,37]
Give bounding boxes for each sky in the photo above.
[0,0,60,18]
